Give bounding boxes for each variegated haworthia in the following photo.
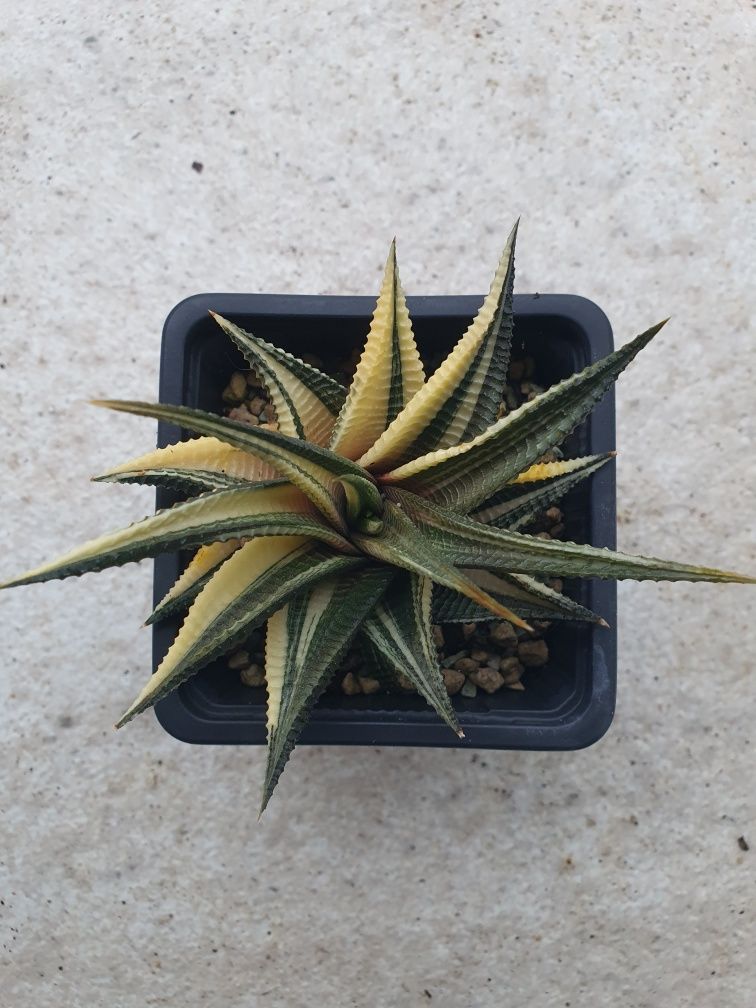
[3,224,753,813]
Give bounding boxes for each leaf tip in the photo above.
[456,728,465,739]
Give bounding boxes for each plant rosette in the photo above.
[3,223,753,813]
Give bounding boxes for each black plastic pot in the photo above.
[152,293,617,750]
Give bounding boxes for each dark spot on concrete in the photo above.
[191,161,204,173]
[84,36,97,44]
[737,835,749,851]
[58,714,74,728]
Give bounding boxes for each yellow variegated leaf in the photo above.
[512,454,614,484]
[148,539,242,624]
[358,223,517,471]
[95,436,279,490]
[379,323,667,513]
[1,483,354,588]
[210,313,346,445]
[329,240,425,460]
[116,538,364,727]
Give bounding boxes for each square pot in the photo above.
[152,293,617,750]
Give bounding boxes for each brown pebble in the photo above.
[462,623,477,640]
[535,531,552,540]
[470,648,489,663]
[484,654,501,671]
[432,625,445,648]
[469,665,505,694]
[357,675,381,695]
[247,395,267,416]
[453,657,479,674]
[441,668,465,695]
[489,622,517,646]
[499,656,524,684]
[227,405,259,425]
[550,523,565,538]
[341,672,362,695]
[545,506,563,524]
[240,663,265,687]
[546,578,564,593]
[395,672,415,691]
[518,639,549,667]
[228,650,250,670]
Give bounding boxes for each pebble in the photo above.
[518,639,549,667]
[506,680,525,691]
[470,647,489,663]
[227,405,259,425]
[546,578,563,593]
[227,650,250,670]
[432,625,445,648]
[462,623,477,640]
[489,622,517,646]
[240,663,265,688]
[454,657,479,674]
[222,372,248,404]
[357,675,381,695]
[499,656,525,684]
[396,672,415,691]
[247,395,267,416]
[469,665,505,693]
[441,668,466,695]
[545,506,563,524]
[460,679,478,698]
[341,672,362,695]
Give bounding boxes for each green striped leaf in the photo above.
[94,436,279,492]
[381,321,667,512]
[392,488,756,584]
[472,454,614,530]
[329,240,425,460]
[0,484,354,589]
[359,222,517,471]
[91,399,378,532]
[361,571,462,737]
[210,313,347,445]
[352,500,532,630]
[146,540,242,625]
[261,566,393,813]
[116,538,364,728]
[432,570,604,624]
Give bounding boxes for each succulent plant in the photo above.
[3,223,753,812]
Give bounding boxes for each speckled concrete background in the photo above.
[1,3,755,1006]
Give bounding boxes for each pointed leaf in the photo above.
[329,241,425,460]
[380,321,667,512]
[91,400,378,532]
[352,500,532,630]
[393,489,756,584]
[116,538,364,727]
[472,454,614,530]
[261,566,393,812]
[359,223,517,470]
[147,540,241,625]
[94,436,279,492]
[433,568,604,623]
[361,571,462,736]
[1,483,354,588]
[210,313,346,445]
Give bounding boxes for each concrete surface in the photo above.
[1,2,755,1006]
